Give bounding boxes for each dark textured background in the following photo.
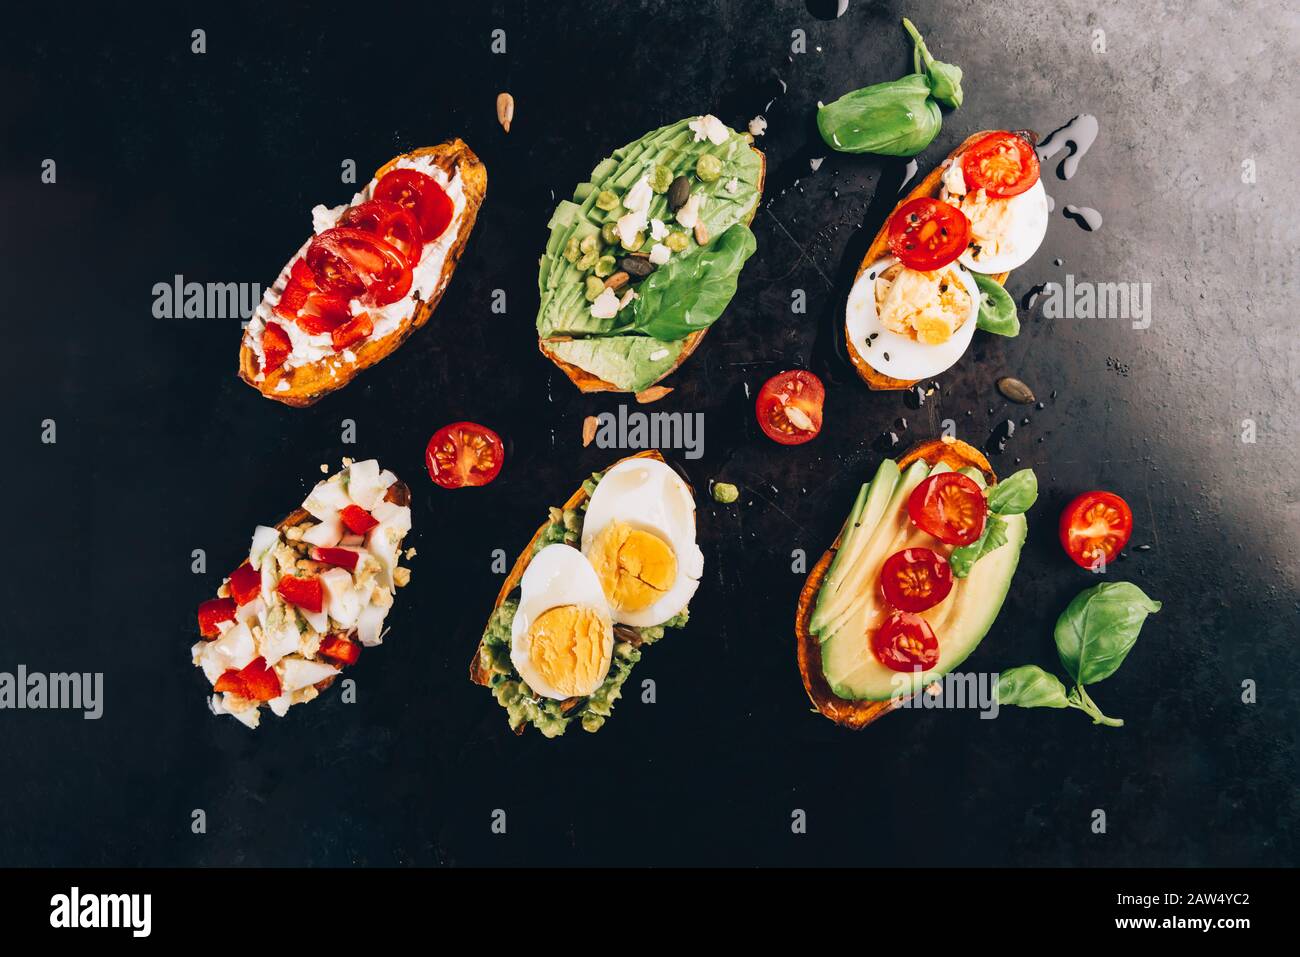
[1,1,1296,867]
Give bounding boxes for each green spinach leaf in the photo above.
[986,469,1038,515]
[949,514,1008,578]
[623,224,757,340]
[996,666,1069,709]
[1054,581,1162,686]
[973,273,1020,337]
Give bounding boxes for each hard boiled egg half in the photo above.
[580,457,704,628]
[510,544,614,700]
[941,160,1049,274]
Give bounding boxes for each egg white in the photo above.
[956,177,1049,274]
[580,458,703,627]
[846,256,981,382]
[510,544,613,699]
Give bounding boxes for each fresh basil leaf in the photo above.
[996,666,1070,709]
[816,74,942,157]
[986,469,1038,515]
[948,514,1008,578]
[1054,582,1162,686]
[902,17,963,110]
[624,224,757,340]
[973,273,1020,337]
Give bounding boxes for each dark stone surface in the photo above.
[1,1,1295,866]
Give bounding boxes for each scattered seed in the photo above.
[997,376,1036,404]
[635,385,673,404]
[604,271,630,291]
[693,221,710,245]
[496,92,514,133]
[620,256,655,278]
[582,416,598,447]
[668,175,690,211]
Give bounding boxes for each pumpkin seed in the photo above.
[997,376,1036,404]
[496,92,514,133]
[619,256,655,278]
[667,175,690,211]
[603,271,630,292]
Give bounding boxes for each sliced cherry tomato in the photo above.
[880,547,953,613]
[961,131,1041,199]
[330,310,374,352]
[1059,491,1133,569]
[886,197,971,270]
[755,370,825,446]
[871,611,941,673]
[340,199,425,265]
[261,321,292,374]
[907,472,988,546]
[373,168,453,242]
[292,292,352,336]
[318,634,361,666]
[276,574,323,613]
[197,597,237,638]
[425,422,506,489]
[340,505,379,534]
[214,656,281,701]
[311,546,360,571]
[306,227,412,306]
[228,562,262,606]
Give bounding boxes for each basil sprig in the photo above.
[949,468,1037,578]
[997,582,1162,728]
[973,273,1020,338]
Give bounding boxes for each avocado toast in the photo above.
[537,116,765,394]
[795,439,1034,728]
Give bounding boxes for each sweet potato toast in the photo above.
[794,438,997,728]
[239,138,487,407]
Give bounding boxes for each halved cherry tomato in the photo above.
[228,562,262,606]
[330,310,374,352]
[306,227,412,306]
[340,199,425,266]
[961,131,1040,199]
[871,611,941,673]
[197,597,237,638]
[373,168,453,242]
[907,472,988,546]
[294,292,352,336]
[318,634,361,666]
[276,574,323,613]
[340,505,379,534]
[425,422,505,489]
[261,321,292,374]
[756,370,825,445]
[311,546,359,571]
[214,656,281,701]
[1059,490,1133,569]
[880,547,953,613]
[886,197,971,270]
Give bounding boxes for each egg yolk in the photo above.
[587,521,677,613]
[526,605,611,698]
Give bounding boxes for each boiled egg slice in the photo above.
[846,256,980,381]
[510,544,614,700]
[580,457,703,628]
[952,177,1049,274]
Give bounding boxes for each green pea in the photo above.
[579,235,600,254]
[601,222,620,245]
[594,255,617,278]
[563,236,581,264]
[584,275,606,302]
[711,482,740,504]
[595,189,620,211]
[664,231,690,252]
[696,153,723,182]
[576,248,599,270]
[649,164,673,194]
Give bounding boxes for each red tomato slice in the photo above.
[886,197,971,270]
[961,132,1040,199]
[425,422,506,489]
[907,472,988,546]
[261,322,292,374]
[330,310,374,352]
[228,562,262,606]
[214,657,281,701]
[341,199,425,265]
[340,505,379,534]
[294,292,352,336]
[871,611,941,673]
[276,575,323,613]
[879,547,953,613]
[318,634,361,666]
[306,227,412,306]
[755,370,825,446]
[311,546,359,571]
[1059,491,1133,569]
[197,597,237,638]
[374,168,453,241]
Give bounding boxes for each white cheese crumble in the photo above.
[648,242,671,266]
[675,194,702,229]
[590,288,620,319]
[748,115,767,137]
[689,114,730,145]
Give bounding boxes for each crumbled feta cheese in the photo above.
[748,115,767,137]
[675,194,702,229]
[809,157,824,172]
[941,160,967,197]
[689,114,730,145]
[649,218,668,241]
[724,177,740,194]
[648,242,671,266]
[590,288,621,319]
[617,208,648,248]
[649,348,670,361]
[618,289,638,310]
[311,203,346,235]
[623,175,653,213]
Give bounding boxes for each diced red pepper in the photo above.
[318,634,361,666]
[294,292,351,335]
[197,597,237,638]
[262,321,292,373]
[340,505,379,534]
[311,546,359,571]
[331,310,374,352]
[276,574,324,613]
[228,562,262,606]
[214,656,281,702]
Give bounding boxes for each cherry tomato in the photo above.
[228,561,262,606]
[871,611,941,673]
[1059,491,1133,569]
[907,472,988,546]
[261,321,292,374]
[373,168,454,241]
[306,227,412,306]
[339,505,379,535]
[755,370,825,445]
[886,197,971,270]
[318,634,361,666]
[961,131,1041,199]
[340,199,425,265]
[197,597,237,638]
[425,422,505,489]
[330,310,374,352]
[276,574,323,614]
[880,547,953,613]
